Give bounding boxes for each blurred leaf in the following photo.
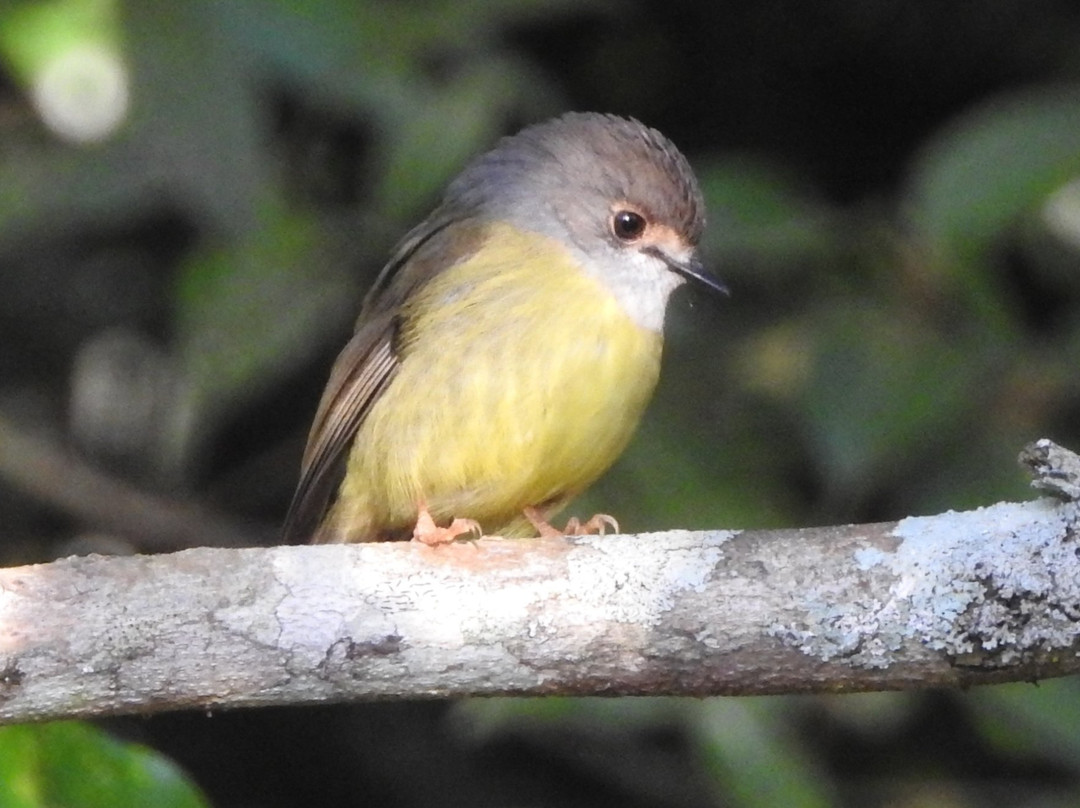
[172,199,356,444]
[0,0,118,82]
[969,679,1080,774]
[800,305,985,500]
[906,86,1080,263]
[0,721,208,808]
[457,696,835,808]
[261,0,596,73]
[374,59,546,219]
[696,155,839,273]
[0,0,126,142]
[214,2,566,224]
[696,699,834,808]
[457,697,834,808]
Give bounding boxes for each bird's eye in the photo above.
[611,210,647,242]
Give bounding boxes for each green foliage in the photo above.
[0,722,208,808]
[906,87,1080,265]
[696,156,838,268]
[799,304,990,504]
[0,0,118,81]
[173,200,348,419]
[972,678,1080,770]
[697,699,834,808]
[458,697,836,807]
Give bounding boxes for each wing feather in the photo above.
[281,318,398,543]
[281,217,488,543]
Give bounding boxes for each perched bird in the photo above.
[282,112,725,544]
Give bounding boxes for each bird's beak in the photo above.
[645,246,729,296]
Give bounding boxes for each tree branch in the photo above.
[2,441,1080,724]
[0,414,259,551]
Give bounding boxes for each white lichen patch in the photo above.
[781,499,1080,668]
[566,529,735,625]
[889,499,1080,662]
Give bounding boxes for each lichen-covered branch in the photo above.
[2,482,1079,724]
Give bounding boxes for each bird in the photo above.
[282,112,725,545]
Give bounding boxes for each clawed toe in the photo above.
[563,513,619,536]
[412,507,482,545]
[524,506,619,537]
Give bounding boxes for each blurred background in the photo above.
[1,0,1080,806]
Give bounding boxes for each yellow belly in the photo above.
[328,224,663,540]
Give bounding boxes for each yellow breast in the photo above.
[328,223,664,540]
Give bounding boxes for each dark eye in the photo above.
[611,210,647,241]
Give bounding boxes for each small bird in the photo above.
[282,112,725,545]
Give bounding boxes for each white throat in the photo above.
[576,246,683,333]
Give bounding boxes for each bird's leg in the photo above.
[412,504,482,545]
[523,506,619,538]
